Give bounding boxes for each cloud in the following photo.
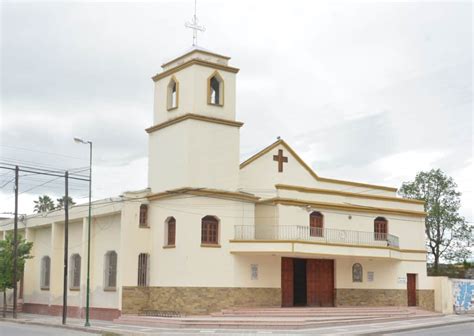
[1,0,472,223]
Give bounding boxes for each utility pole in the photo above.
[62,171,69,324]
[12,165,19,318]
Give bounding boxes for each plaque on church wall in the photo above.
[251,264,258,280]
[397,276,407,284]
[367,271,374,282]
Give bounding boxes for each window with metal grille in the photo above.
[374,217,388,241]
[201,216,219,245]
[137,253,150,287]
[139,204,149,228]
[309,211,324,237]
[40,256,50,290]
[104,251,117,290]
[69,254,81,290]
[166,217,176,246]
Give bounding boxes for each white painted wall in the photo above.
[148,119,240,192]
[153,63,237,124]
[277,204,426,250]
[147,195,255,287]
[335,258,430,289]
[239,143,396,197]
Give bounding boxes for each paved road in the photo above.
[1,317,473,336]
[385,322,474,336]
[0,321,96,336]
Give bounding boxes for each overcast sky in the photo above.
[0,0,472,223]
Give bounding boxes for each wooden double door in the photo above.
[281,257,334,307]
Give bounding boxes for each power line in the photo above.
[0,145,86,161]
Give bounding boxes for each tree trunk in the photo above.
[3,290,6,318]
[433,255,440,275]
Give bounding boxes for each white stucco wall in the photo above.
[335,258,430,289]
[276,204,426,250]
[147,195,255,287]
[153,63,237,124]
[89,214,121,309]
[24,226,51,304]
[239,143,397,197]
[148,119,240,192]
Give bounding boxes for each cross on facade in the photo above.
[185,0,206,46]
[273,149,288,172]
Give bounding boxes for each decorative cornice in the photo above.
[240,139,398,192]
[153,59,239,82]
[148,187,259,203]
[259,197,427,217]
[161,50,231,68]
[229,239,427,254]
[275,184,425,205]
[145,113,244,134]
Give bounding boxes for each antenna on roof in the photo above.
[185,0,206,46]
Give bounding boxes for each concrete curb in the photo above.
[361,319,474,335]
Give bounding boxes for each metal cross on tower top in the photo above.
[185,0,206,46]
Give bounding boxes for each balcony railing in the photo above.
[233,225,400,248]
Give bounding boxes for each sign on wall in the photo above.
[397,276,407,284]
[251,264,258,280]
[367,271,374,282]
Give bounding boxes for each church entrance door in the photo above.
[281,257,334,307]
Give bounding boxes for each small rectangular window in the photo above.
[139,205,149,228]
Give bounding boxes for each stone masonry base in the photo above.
[335,289,435,311]
[122,287,435,315]
[122,287,282,315]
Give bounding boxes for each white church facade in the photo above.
[1,48,435,320]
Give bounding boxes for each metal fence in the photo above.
[234,225,399,248]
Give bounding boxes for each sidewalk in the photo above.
[0,312,473,335]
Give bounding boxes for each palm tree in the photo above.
[33,195,55,213]
[56,196,76,210]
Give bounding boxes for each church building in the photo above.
[0,47,435,320]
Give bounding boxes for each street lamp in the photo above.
[74,137,92,327]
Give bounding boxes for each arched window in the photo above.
[40,256,50,290]
[309,211,324,237]
[167,76,179,110]
[374,216,388,241]
[352,263,363,282]
[139,204,149,228]
[104,251,117,290]
[69,254,81,290]
[208,72,224,106]
[137,253,150,287]
[201,215,219,245]
[166,217,176,246]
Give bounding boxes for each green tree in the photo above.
[0,232,33,317]
[56,196,76,210]
[33,195,55,213]
[399,169,471,274]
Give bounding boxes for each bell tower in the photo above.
[146,47,243,192]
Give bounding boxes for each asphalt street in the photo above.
[0,322,96,336]
[385,322,474,336]
[0,320,473,335]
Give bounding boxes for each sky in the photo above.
[0,0,472,224]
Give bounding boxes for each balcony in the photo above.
[233,225,400,249]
